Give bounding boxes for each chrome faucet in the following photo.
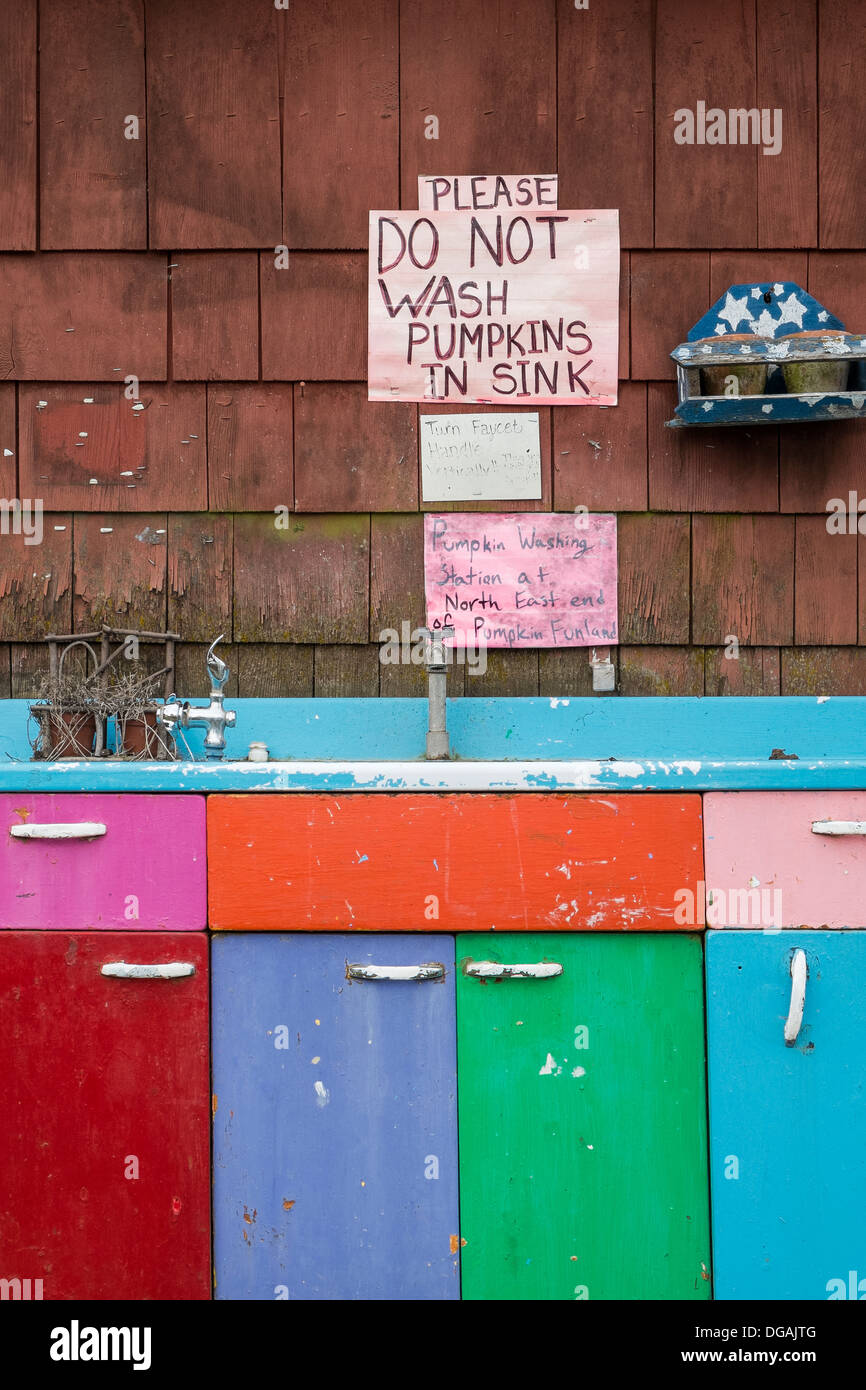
[158,635,237,759]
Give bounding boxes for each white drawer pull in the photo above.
[811,820,866,836]
[101,962,196,979]
[346,963,445,982]
[10,822,107,841]
[784,949,807,1046]
[464,961,563,979]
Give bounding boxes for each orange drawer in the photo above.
[207,793,704,931]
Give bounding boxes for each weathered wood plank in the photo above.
[294,384,417,512]
[557,0,652,247]
[73,513,167,631]
[0,254,166,380]
[538,649,595,697]
[0,514,73,639]
[18,384,206,511]
[648,384,779,512]
[462,649,539,698]
[655,1,758,248]
[0,385,16,496]
[703,646,781,695]
[818,0,866,248]
[147,0,282,248]
[236,643,314,697]
[39,0,147,249]
[261,252,365,380]
[618,646,705,696]
[780,419,866,512]
[0,2,36,249]
[399,0,555,206]
[630,253,709,380]
[314,644,381,697]
[370,513,424,636]
[171,254,258,380]
[0,645,11,697]
[794,515,857,645]
[13,641,79,698]
[782,647,866,694]
[233,513,370,643]
[709,252,809,305]
[281,0,399,249]
[418,404,551,512]
[167,513,232,642]
[619,251,630,379]
[618,513,690,644]
[378,654,464,698]
[207,384,293,512]
[553,382,647,512]
[692,515,794,645]
[10,644,44,698]
[808,252,866,330]
[757,0,816,247]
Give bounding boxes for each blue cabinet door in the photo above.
[707,930,866,1300]
[213,934,459,1300]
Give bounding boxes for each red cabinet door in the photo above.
[0,932,210,1300]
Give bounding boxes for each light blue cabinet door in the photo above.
[707,930,866,1300]
[213,934,459,1300]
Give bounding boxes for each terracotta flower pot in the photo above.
[120,709,159,758]
[695,335,769,397]
[781,331,850,393]
[45,709,96,758]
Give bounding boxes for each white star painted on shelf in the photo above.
[753,308,782,336]
[775,293,807,329]
[716,291,752,331]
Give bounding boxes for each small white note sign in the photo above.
[420,411,542,502]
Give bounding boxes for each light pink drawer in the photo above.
[0,795,206,930]
[704,792,866,929]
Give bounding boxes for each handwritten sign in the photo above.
[368,209,619,405]
[418,174,558,211]
[420,411,542,502]
[424,512,618,649]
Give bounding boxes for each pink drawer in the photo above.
[0,794,206,930]
[704,791,866,929]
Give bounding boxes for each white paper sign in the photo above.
[368,209,620,405]
[418,174,558,211]
[420,412,542,501]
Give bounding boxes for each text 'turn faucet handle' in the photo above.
[206,634,230,693]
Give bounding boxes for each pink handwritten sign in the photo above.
[368,209,619,405]
[424,512,618,649]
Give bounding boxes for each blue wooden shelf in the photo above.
[670,391,866,427]
[668,282,866,427]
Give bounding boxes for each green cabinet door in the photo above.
[456,933,711,1301]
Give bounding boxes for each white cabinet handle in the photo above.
[811,820,866,836]
[346,963,445,982]
[463,961,563,979]
[10,822,107,841]
[784,949,807,1046]
[101,962,196,979]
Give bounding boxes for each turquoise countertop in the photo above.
[0,696,864,791]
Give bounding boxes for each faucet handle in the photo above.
[206,634,230,693]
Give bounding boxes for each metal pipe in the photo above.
[424,629,450,760]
